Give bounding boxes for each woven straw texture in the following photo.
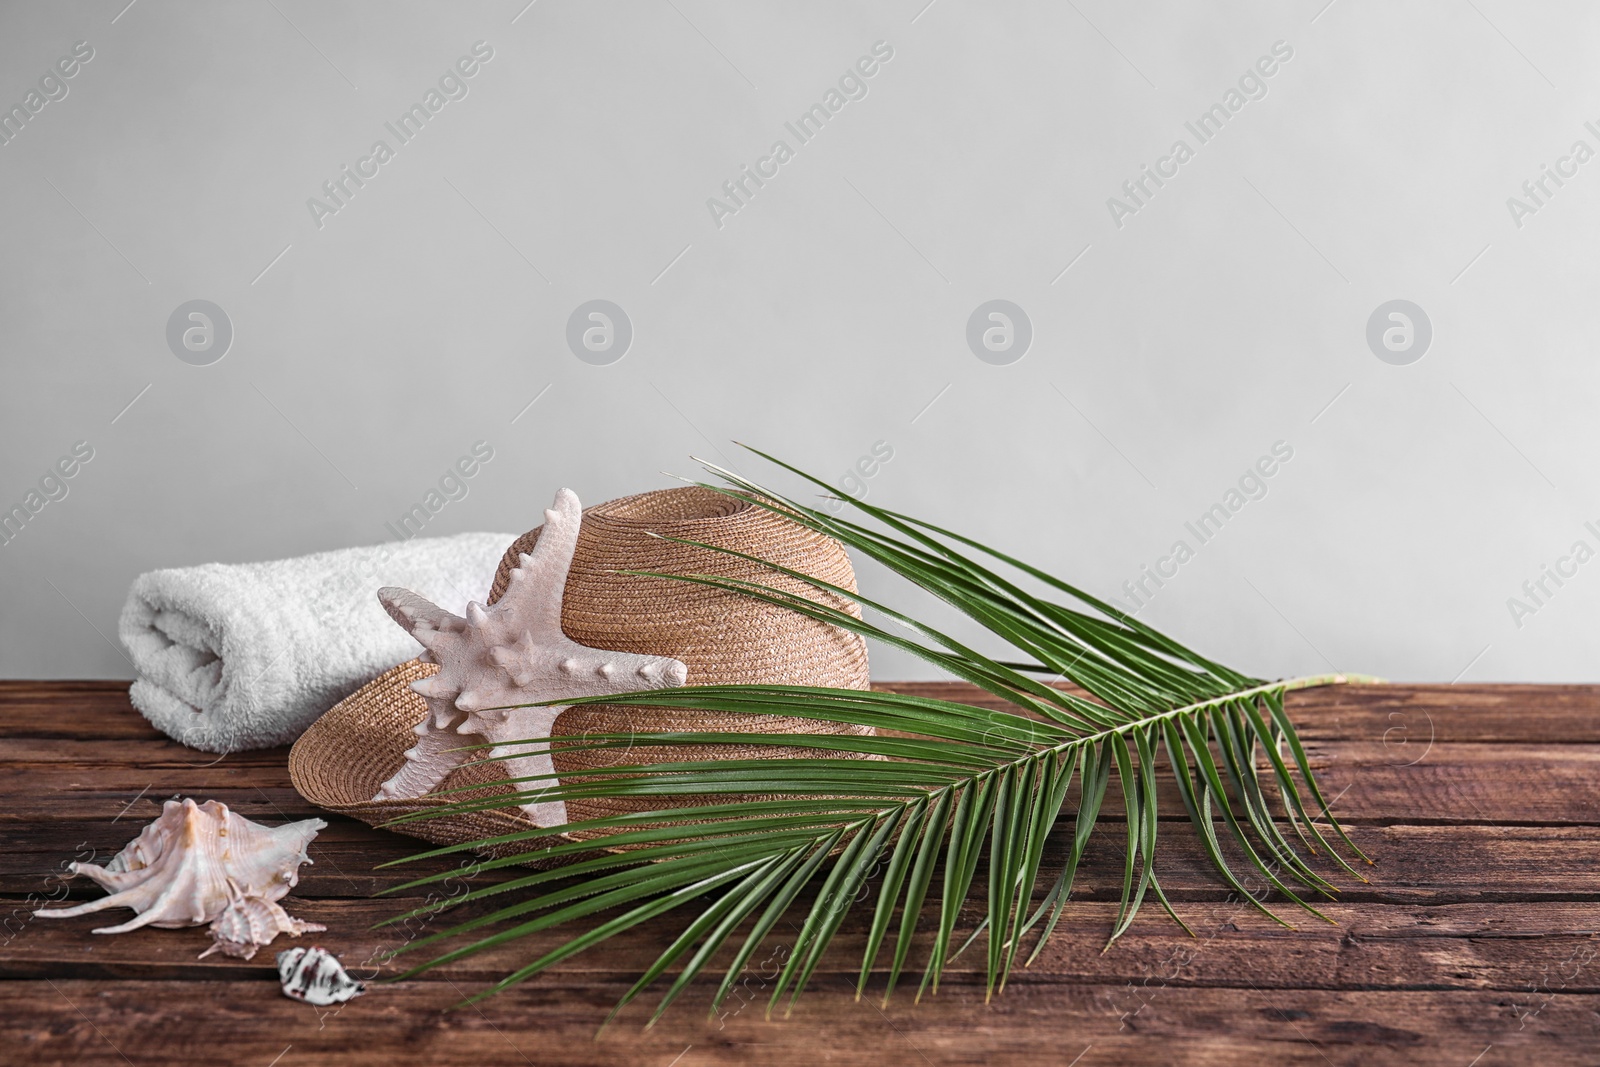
[289,487,871,855]
[289,658,537,857]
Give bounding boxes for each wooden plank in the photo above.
[6,685,1598,834]
[0,817,507,900]
[874,681,1600,742]
[1306,742,1600,824]
[0,681,160,740]
[1271,682,1600,743]
[3,979,1591,1066]
[9,681,1600,746]
[0,738,291,767]
[5,823,1599,902]
[0,767,312,822]
[3,680,1596,1064]
[4,738,1596,825]
[0,816,404,856]
[5,895,1597,993]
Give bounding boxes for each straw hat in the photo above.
[289,486,872,857]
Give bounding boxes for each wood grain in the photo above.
[6,898,1599,992]
[4,980,1594,1067]
[2,681,1597,1066]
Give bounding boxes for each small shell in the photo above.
[199,892,327,961]
[33,798,325,935]
[277,946,364,1005]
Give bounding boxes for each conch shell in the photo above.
[34,798,325,948]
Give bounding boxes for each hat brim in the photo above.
[289,658,564,861]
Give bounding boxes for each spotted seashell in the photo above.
[277,945,364,1005]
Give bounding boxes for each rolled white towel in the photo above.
[119,532,514,752]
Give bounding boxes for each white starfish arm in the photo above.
[482,637,686,703]
[378,587,464,637]
[493,489,584,636]
[372,708,470,801]
[480,707,572,827]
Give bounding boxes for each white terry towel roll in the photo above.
[120,532,514,752]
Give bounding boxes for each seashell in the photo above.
[372,489,687,826]
[278,945,364,1005]
[34,798,325,935]
[199,889,327,960]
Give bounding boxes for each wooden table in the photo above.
[2,680,1596,1065]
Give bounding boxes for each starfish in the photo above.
[371,488,687,826]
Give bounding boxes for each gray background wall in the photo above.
[2,0,1595,684]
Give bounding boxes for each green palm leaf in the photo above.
[374,447,1376,1023]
